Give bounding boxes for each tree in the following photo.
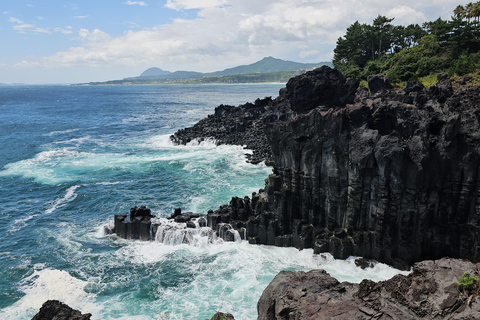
[333,21,371,68]
[372,15,395,59]
[453,4,466,19]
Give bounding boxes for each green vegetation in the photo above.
[457,272,479,294]
[333,2,480,84]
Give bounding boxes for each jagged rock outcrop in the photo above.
[210,311,236,320]
[171,97,285,165]
[171,66,356,165]
[114,205,156,240]
[203,68,480,269]
[257,257,480,319]
[32,300,91,320]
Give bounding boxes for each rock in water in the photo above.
[257,257,480,319]
[32,300,91,320]
[210,311,235,320]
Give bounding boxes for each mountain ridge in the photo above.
[130,56,331,81]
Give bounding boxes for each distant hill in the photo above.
[139,67,171,78]
[84,57,332,85]
[205,56,328,77]
[134,57,332,81]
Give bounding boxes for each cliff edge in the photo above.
[173,66,480,269]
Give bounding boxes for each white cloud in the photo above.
[55,26,73,34]
[74,15,89,19]
[14,61,41,68]
[165,0,227,10]
[299,50,320,58]
[10,0,472,77]
[79,28,112,42]
[12,23,51,34]
[9,17,23,24]
[386,5,428,25]
[9,16,52,34]
[124,1,148,6]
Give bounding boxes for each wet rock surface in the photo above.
[195,68,480,269]
[31,300,91,320]
[257,257,480,320]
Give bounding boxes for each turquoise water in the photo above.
[0,84,407,319]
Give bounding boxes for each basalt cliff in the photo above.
[172,66,480,270]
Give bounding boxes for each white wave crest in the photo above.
[44,128,80,137]
[45,185,80,214]
[0,269,97,319]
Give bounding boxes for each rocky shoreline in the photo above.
[99,66,480,319]
[170,66,480,270]
[258,257,480,319]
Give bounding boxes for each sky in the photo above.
[0,0,472,84]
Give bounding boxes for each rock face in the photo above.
[170,66,356,165]
[257,257,480,319]
[32,300,91,320]
[199,68,480,269]
[114,205,156,240]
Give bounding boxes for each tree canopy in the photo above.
[333,3,480,82]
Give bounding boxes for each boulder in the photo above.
[367,74,392,94]
[32,300,91,320]
[210,311,235,320]
[258,257,480,319]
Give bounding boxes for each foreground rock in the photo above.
[258,257,480,319]
[204,68,480,269]
[32,300,91,320]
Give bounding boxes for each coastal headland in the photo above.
[103,66,480,319]
[171,66,480,270]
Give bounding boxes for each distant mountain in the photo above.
[139,67,171,78]
[84,57,332,85]
[205,56,328,77]
[134,57,331,81]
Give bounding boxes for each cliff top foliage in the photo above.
[333,2,480,86]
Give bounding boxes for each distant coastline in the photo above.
[80,71,299,85]
[78,57,333,86]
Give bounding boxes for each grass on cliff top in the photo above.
[364,69,480,92]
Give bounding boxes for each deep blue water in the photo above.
[0,84,407,319]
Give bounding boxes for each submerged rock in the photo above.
[257,257,480,319]
[32,300,91,320]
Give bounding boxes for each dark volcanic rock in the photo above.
[114,205,155,240]
[284,65,357,113]
[32,300,91,320]
[210,311,235,320]
[170,66,357,165]
[368,73,392,94]
[204,71,480,269]
[257,257,480,320]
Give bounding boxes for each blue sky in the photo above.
[0,0,471,84]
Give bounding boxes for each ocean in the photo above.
[0,84,407,319]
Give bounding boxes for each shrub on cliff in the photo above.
[457,272,479,295]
